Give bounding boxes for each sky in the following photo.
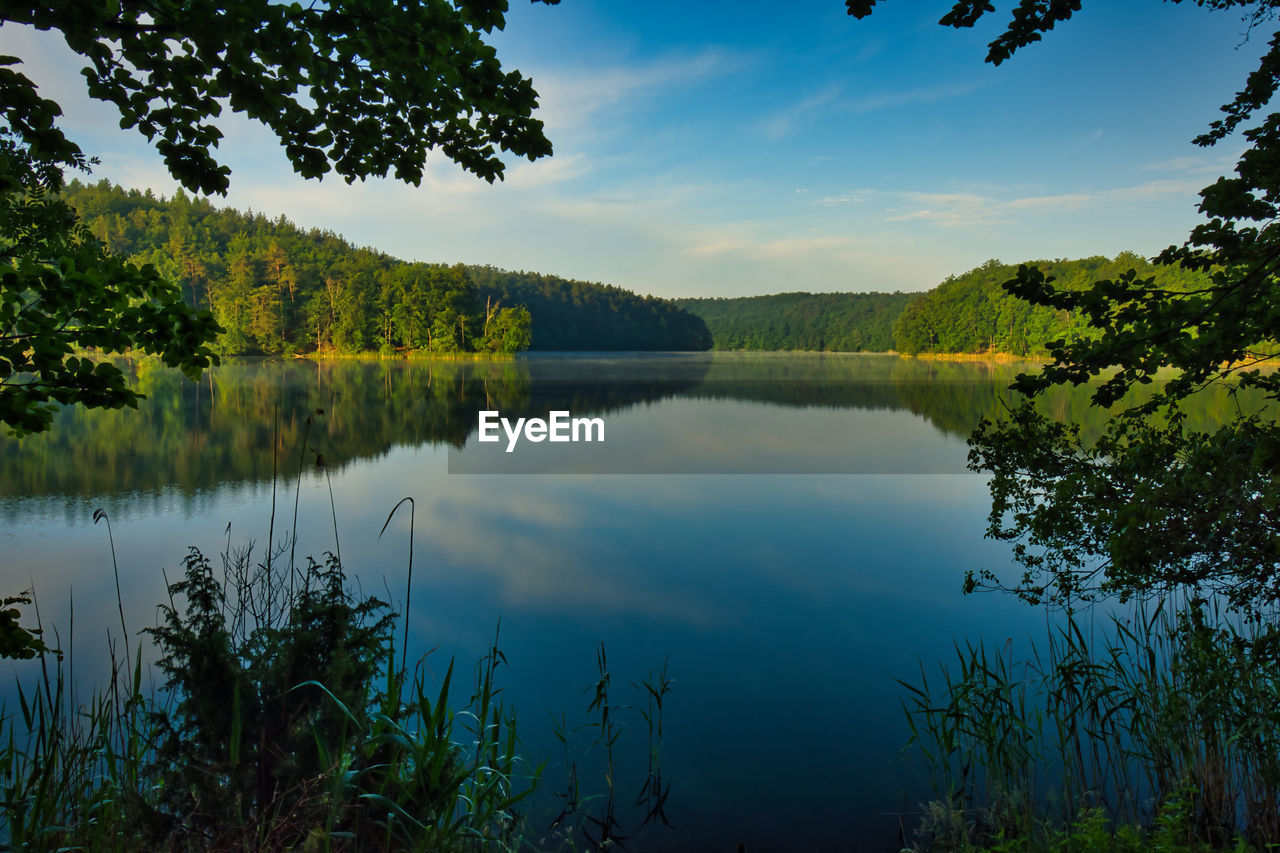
[1,1,1275,297]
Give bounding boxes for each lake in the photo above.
[2,353,1239,851]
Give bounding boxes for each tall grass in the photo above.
[541,646,674,851]
[3,530,671,846]
[0,559,674,851]
[1,407,673,851]
[901,596,1280,851]
[0,542,536,852]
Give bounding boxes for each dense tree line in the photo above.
[469,267,712,350]
[61,180,529,356]
[675,292,912,351]
[62,181,713,355]
[671,256,1210,357]
[60,181,1210,360]
[891,253,1211,356]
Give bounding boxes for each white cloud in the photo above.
[878,179,1208,228]
[668,220,949,294]
[761,84,843,141]
[1142,148,1243,174]
[845,80,984,114]
[762,80,983,141]
[1145,155,1209,173]
[531,48,745,139]
[815,194,862,207]
[502,152,590,189]
[1068,128,1104,150]
[684,233,852,259]
[1120,178,1208,199]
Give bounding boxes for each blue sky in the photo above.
[2,1,1273,296]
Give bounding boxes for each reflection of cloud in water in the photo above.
[0,358,1056,853]
[451,394,972,474]
[627,398,965,472]
[350,447,1001,623]
[426,517,719,628]
[336,450,720,626]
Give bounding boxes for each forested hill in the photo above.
[469,268,712,350]
[891,254,1212,356]
[675,292,912,352]
[58,181,1207,358]
[673,255,1212,355]
[60,180,711,355]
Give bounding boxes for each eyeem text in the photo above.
[478,410,605,453]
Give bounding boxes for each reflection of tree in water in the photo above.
[1,355,1265,503]
[685,355,1271,445]
[0,358,708,500]
[686,357,1026,426]
[1,359,508,500]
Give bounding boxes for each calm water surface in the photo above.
[4,353,1239,851]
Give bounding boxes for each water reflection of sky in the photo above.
[3,357,1060,851]
[449,397,971,473]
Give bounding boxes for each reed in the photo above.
[0,543,541,852]
[539,645,675,851]
[901,595,1280,851]
[1,409,672,851]
[1,509,669,850]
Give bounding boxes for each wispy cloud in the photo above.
[670,222,949,295]
[877,179,1207,228]
[1143,150,1242,176]
[684,232,851,259]
[845,80,984,114]
[503,152,590,189]
[1068,128,1104,150]
[762,84,843,141]
[531,48,746,138]
[762,80,983,141]
[814,194,863,207]
[1120,178,1211,200]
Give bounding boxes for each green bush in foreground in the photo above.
[0,546,532,852]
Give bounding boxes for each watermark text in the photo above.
[478,410,605,453]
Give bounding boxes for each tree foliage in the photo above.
[1,0,558,434]
[677,291,911,352]
[849,2,1280,616]
[471,266,713,350]
[62,179,528,356]
[60,181,711,354]
[0,214,219,436]
[0,121,220,434]
[8,0,557,195]
[891,254,1211,357]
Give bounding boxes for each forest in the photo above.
[470,267,712,350]
[891,253,1213,356]
[675,255,1211,356]
[676,291,911,351]
[63,181,1216,362]
[61,181,712,356]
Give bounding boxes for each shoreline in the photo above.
[905,350,1047,363]
[707,347,1048,363]
[300,349,516,362]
